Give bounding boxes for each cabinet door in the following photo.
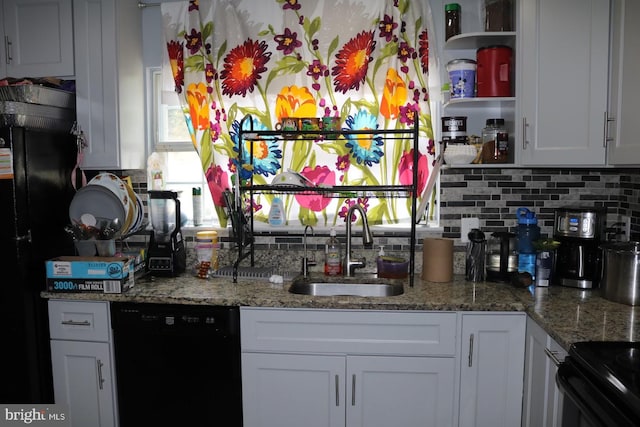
[2,0,74,77]
[519,0,610,165]
[522,316,567,427]
[459,313,526,427]
[242,353,346,427]
[73,0,144,170]
[607,0,640,165]
[50,340,117,427]
[522,318,567,427]
[522,316,548,427]
[347,355,456,427]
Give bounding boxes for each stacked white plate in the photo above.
[69,172,145,237]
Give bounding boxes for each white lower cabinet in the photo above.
[458,312,527,427]
[240,307,458,427]
[48,300,117,427]
[522,316,567,427]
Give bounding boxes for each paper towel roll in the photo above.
[422,238,454,282]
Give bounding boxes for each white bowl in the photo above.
[88,172,134,234]
[444,144,477,165]
[271,170,313,186]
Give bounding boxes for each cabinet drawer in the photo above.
[48,300,110,342]
[241,307,457,356]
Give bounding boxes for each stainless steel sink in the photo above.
[288,280,404,297]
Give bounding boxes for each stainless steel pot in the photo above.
[600,241,640,306]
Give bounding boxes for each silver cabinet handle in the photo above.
[351,374,356,406]
[97,360,105,390]
[603,111,615,147]
[335,375,339,406]
[468,333,475,367]
[61,320,91,326]
[522,117,529,150]
[544,347,563,367]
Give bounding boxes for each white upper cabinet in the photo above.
[607,0,640,165]
[74,0,145,170]
[1,0,74,77]
[518,0,610,166]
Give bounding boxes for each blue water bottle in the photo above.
[516,207,540,279]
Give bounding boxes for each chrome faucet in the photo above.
[344,204,374,276]
[302,225,316,277]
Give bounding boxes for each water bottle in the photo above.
[516,207,540,279]
[465,229,486,282]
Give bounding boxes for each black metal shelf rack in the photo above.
[229,114,421,286]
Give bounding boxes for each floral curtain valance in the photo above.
[161,0,437,228]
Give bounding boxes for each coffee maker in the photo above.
[554,206,606,289]
[147,190,186,276]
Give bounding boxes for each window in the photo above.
[150,68,216,226]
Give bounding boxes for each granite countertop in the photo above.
[41,273,640,351]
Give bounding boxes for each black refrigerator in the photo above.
[0,125,77,403]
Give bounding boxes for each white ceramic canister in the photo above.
[447,59,476,99]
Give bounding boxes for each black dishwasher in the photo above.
[110,303,242,426]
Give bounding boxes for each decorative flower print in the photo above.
[418,29,429,73]
[399,149,428,196]
[185,28,203,55]
[220,39,271,97]
[281,0,301,11]
[338,197,370,223]
[295,166,335,211]
[274,28,302,55]
[186,82,210,131]
[167,40,184,93]
[205,63,217,84]
[397,41,414,63]
[205,164,230,206]
[164,0,435,227]
[307,59,327,80]
[332,31,376,94]
[399,102,420,126]
[230,118,282,180]
[275,85,317,120]
[380,68,407,120]
[344,110,384,166]
[336,154,350,172]
[378,15,397,42]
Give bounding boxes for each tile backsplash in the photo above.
[439,167,640,242]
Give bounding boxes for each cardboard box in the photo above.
[45,256,135,293]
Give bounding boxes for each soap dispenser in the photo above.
[376,246,385,275]
[268,197,285,226]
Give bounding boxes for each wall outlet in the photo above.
[622,215,632,242]
[461,217,480,243]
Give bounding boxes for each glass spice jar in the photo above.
[481,118,509,163]
[445,3,461,41]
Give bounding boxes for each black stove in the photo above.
[557,341,640,427]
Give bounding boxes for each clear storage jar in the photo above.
[481,118,509,163]
[485,0,513,31]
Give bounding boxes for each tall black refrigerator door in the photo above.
[0,127,77,403]
[6,127,77,288]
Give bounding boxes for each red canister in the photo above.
[476,46,512,97]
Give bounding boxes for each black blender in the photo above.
[147,190,186,276]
